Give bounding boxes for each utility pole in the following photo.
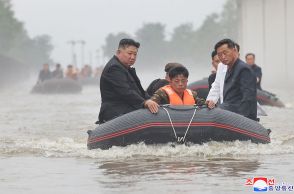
[89,51,93,66]
[77,40,86,68]
[67,40,77,66]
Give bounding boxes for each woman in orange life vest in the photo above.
[144,66,206,113]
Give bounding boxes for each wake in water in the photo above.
[0,80,294,160]
[1,130,294,160]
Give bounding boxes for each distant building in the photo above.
[238,0,294,88]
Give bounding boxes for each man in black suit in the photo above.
[245,53,263,90]
[214,39,257,121]
[97,38,158,124]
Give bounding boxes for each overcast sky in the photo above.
[11,0,226,67]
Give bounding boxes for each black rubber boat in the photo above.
[78,77,100,86]
[187,78,209,99]
[31,78,82,94]
[256,90,285,107]
[188,78,285,108]
[87,106,270,150]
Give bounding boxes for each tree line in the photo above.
[0,0,53,86]
[102,0,239,71]
[0,0,239,86]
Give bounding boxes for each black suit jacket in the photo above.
[251,64,262,90]
[208,73,216,90]
[98,56,148,123]
[220,58,257,120]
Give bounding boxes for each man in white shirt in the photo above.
[206,43,240,107]
[206,40,265,118]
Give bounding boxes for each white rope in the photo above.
[183,107,197,142]
[162,106,197,143]
[162,106,178,139]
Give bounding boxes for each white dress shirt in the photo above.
[206,63,227,104]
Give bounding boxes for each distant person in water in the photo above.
[93,66,103,78]
[65,65,78,80]
[145,66,205,113]
[37,63,51,83]
[52,63,63,79]
[146,62,183,96]
[208,50,220,90]
[80,65,92,78]
[98,38,158,124]
[245,53,262,90]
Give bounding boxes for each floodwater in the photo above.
[1,79,294,194]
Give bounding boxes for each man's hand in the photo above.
[144,99,159,113]
[206,100,216,109]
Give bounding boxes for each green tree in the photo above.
[8,35,54,70]
[101,0,239,69]
[191,0,239,65]
[102,32,132,59]
[0,0,53,86]
[135,23,167,68]
[168,23,195,63]
[0,0,53,72]
[0,0,25,54]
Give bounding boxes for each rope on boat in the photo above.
[162,106,197,143]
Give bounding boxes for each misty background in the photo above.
[0,0,293,89]
[0,0,234,87]
[1,2,294,193]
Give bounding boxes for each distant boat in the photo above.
[87,105,270,150]
[31,78,82,94]
[78,77,100,86]
[188,77,285,108]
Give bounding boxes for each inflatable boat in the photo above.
[78,77,99,86]
[31,78,82,94]
[188,78,285,107]
[87,106,270,150]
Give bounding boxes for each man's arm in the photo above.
[192,91,206,106]
[206,63,223,108]
[150,89,169,105]
[143,88,168,114]
[104,65,145,106]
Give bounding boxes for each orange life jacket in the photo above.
[161,85,195,105]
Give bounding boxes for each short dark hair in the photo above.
[245,53,255,58]
[164,62,183,73]
[118,38,140,49]
[169,66,189,79]
[211,50,217,59]
[214,38,236,51]
[235,43,240,52]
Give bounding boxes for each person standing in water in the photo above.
[37,63,51,83]
[245,53,262,90]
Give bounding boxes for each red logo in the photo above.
[268,178,275,186]
[245,178,254,185]
[245,177,275,186]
